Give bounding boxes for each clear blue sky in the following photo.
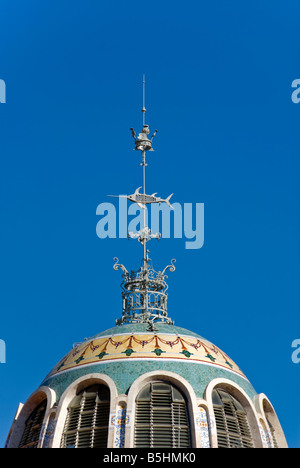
[0,0,299,448]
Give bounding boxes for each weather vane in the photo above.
[112,75,176,331]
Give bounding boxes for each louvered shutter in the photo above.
[152,383,173,448]
[18,400,47,448]
[135,384,152,447]
[61,384,110,448]
[134,381,191,448]
[212,389,254,448]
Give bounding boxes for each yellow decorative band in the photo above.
[48,333,245,379]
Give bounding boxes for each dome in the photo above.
[5,86,288,449]
[41,323,256,403]
[6,321,287,449]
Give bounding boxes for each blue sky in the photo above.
[0,0,299,448]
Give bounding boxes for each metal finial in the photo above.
[112,78,176,327]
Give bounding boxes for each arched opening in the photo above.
[212,389,254,448]
[18,399,47,448]
[134,381,191,448]
[60,384,110,448]
[253,393,288,448]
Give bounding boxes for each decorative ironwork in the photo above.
[114,257,175,329]
[112,76,176,329]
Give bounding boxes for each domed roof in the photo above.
[41,322,256,403]
[45,323,245,380]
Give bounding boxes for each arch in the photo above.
[204,378,263,448]
[52,373,118,448]
[60,384,110,448]
[126,371,199,448]
[6,386,56,448]
[18,399,47,448]
[254,393,288,448]
[134,381,190,448]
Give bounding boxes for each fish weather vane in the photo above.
[108,187,173,211]
[112,76,176,331]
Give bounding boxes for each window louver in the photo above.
[212,389,254,448]
[61,384,110,448]
[134,382,191,448]
[18,400,47,448]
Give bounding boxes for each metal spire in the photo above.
[128,75,161,267]
[112,76,175,330]
[142,74,146,126]
[142,75,147,262]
